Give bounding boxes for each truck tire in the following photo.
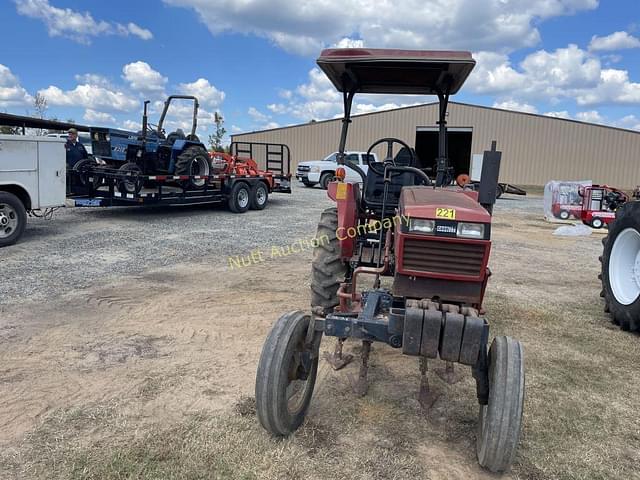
[175,145,211,189]
[228,182,251,213]
[250,182,269,210]
[302,180,317,188]
[311,207,348,315]
[600,201,640,331]
[0,191,27,247]
[319,172,334,190]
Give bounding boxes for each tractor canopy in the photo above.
[317,48,476,95]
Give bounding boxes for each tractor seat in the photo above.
[165,129,186,146]
[363,147,419,212]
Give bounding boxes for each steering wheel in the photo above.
[365,138,416,176]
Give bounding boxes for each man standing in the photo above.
[65,127,88,169]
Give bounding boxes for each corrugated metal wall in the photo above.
[232,102,640,188]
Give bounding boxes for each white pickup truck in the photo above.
[295,151,377,189]
[0,134,66,247]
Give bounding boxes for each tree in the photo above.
[0,125,20,134]
[33,93,48,135]
[208,112,227,152]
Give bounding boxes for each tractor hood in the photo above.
[399,186,490,223]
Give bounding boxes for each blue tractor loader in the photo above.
[88,95,212,193]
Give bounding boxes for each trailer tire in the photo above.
[600,201,640,331]
[250,182,269,210]
[477,336,525,473]
[0,191,27,247]
[228,182,251,213]
[311,207,348,315]
[175,145,211,189]
[319,172,333,190]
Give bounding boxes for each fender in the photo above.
[328,181,359,259]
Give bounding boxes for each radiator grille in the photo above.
[401,238,486,277]
[93,141,111,157]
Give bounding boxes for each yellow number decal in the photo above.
[435,208,456,219]
[336,182,347,200]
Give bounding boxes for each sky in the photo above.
[1,0,640,143]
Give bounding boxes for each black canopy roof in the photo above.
[0,112,91,132]
[317,48,475,95]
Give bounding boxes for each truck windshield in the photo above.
[324,153,338,162]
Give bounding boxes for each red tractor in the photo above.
[579,184,628,229]
[255,49,525,473]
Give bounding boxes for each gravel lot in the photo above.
[1,185,337,305]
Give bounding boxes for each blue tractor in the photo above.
[89,95,212,192]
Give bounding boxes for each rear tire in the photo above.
[311,207,348,315]
[256,311,319,436]
[319,172,333,190]
[0,191,27,247]
[250,182,269,210]
[477,336,525,473]
[175,145,211,189]
[228,182,250,213]
[601,201,640,331]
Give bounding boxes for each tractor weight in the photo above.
[439,313,465,362]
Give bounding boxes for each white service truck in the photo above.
[0,134,66,247]
[295,151,377,189]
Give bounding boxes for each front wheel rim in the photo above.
[610,227,640,305]
[0,203,18,239]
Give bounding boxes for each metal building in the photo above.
[231,102,640,188]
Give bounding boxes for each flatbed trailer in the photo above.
[68,142,292,211]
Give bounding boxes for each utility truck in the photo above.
[0,134,66,247]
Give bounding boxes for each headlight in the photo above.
[311,166,320,173]
[457,222,485,238]
[409,219,435,234]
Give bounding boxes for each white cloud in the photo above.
[122,61,167,93]
[614,115,640,131]
[263,121,280,129]
[0,64,33,107]
[589,31,640,51]
[163,0,598,55]
[248,107,269,122]
[178,78,225,108]
[575,110,604,123]
[38,83,138,112]
[334,37,364,48]
[492,100,538,114]
[231,125,244,133]
[83,109,116,124]
[15,0,152,44]
[122,119,141,130]
[543,110,571,119]
[74,73,112,88]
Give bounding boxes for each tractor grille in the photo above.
[93,141,111,157]
[401,238,486,277]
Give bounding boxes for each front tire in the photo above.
[319,172,333,190]
[591,217,604,229]
[476,336,525,473]
[0,192,27,247]
[228,182,250,213]
[250,182,269,210]
[558,209,570,220]
[601,201,640,330]
[256,311,320,435]
[311,207,348,315]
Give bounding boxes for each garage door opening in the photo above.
[414,128,472,179]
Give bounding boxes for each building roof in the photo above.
[232,101,640,137]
